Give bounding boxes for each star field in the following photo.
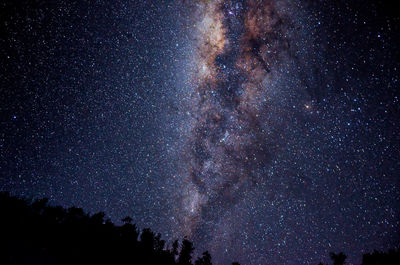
[1,1,399,265]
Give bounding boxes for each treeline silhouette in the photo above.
[0,192,237,265]
[318,249,400,265]
[1,192,399,265]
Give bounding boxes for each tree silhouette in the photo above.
[122,216,133,224]
[172,239,179,257]
[178,238,195,265]
[140,227,156,263]
[154,232,166,252]
[195,251,212,265]
[91,211,106,224]
[330,252,347,265]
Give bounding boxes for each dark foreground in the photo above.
[1,192,398,265]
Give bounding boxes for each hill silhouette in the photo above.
[1,192,398,265]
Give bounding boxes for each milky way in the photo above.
[174,0,320,259]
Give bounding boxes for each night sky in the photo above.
[1,1,399,265]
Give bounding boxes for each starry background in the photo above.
[0,1,399,265]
